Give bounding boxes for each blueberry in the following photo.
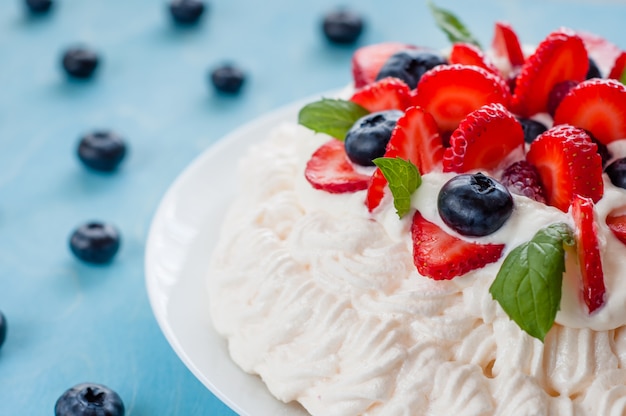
[210,64,245,94]
[376,50,447,89]
[69,222,121,264]
[586,130,612,167]
[0,311,7,350]
[605,157,626,190]
[62,47,100,79]
[55,383,124,416]
[322,9,364,44]
[169,0,206,25]
[586,57,602,79]
[25,0,53,14]
[517,118,548,144]
[438,173,513,237]
[344,110,403,166]
[77,131,127,172]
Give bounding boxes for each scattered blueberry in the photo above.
[344,110,403,166]
[500,160,547,203]
[605,157,626,190]
[62,47,100,79]
[322,9,364,44]
[517,117,548,144]
[69,222,121,264]
[438,173,513,237]
[55,383,125,416]
[25,0,53,14]
[586,57,602,79]
[169,0,206,25]
[376,49,447,89]
[210,64,246,94]
[77,131,127,172]
[547,80,578,116]
[0,311,6,350]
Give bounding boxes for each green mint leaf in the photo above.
[298,98,369,141]
[373,157,421,218]
[428,1,481,48]
[620,66,626,86]
[489,223,574,342]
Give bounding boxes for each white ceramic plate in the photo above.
[145,96,320,416]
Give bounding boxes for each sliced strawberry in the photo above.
[512,29,588,117]
[491,21,525,68]
[443,103,525,173]
[577,30,622,76]
[350,77,412,112]
[351,42,415,88]
[411,210,505,280]
[572,195,606,314]
[526,125,603,212]
[305,139,370,193]
[413,64,511,134]
[608,51,626,80]
[365,106,444,212]
[553,78,626,145]
[449,42,500,75]
[606,212,626,245]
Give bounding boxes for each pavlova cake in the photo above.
[208,6,626,415]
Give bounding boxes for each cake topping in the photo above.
[304,139,370,193]
[350,77,412,112]
[491,21,525,68]
[344,110,403,166]
[375,49,448,89]
[499,160,547,203]
[351,42,415,89]
[605,157,626,189]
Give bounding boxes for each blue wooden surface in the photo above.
[0,0,624,414]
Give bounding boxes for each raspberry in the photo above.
[547,80,578,116]
[500,160,547,203]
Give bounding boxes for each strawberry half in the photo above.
[411,210,505,280]
[608,51,626,80]
[305,139,370,193]
[351,42,415,88]
[449,42,500,75]
[413,64,511,133]
[365,106,444,212]
[526,125,603,212]
[606,212,626,245]
[577,30,622,76]
[553,78,626,145]
[350,77,412,112]
[512,29,588,117]
[572,194,606,314]
[491,21,525,68]
[443,103,525,173]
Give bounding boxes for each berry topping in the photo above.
[443,103,525,173]
[411,210,505,280]
[546,80,578,117]
[605,157,626,190]
[25,0,53,14]
[210,63,245,94]
[606,211,626,245]
[169,0,205,25]
[322,9,364,45]
[344,110,402,166]
[55,383,125,416]
[608,51,626,80]
[587,130,612,167]
[577,30,622,76]
[0,311,6,350]
[414,64,511,134]
[376,49,447,89]
[586,58,602,79]
[500,160,547,203]
[69,222,121,264]
[512,29,588,117]
[553,78,626,145]
[350,77,411,112]
[77,131,127,172]
[351,42,415,88]
[491,21,525,68]
[438,173,513,237]
[61,47,100,79]
[305,139,370,193]
[572,195,606,314]
[449,42,499,74]
[526,125,603,212]
[517,117,548,144]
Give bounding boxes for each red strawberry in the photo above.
[411,210,505,280]
[577,31,622,76]
[365,106,444,212]
[305,139,370,193]
[413,64,511,133]
[606,212,626,245]
[572,194,606,314]
[351,42,415,88]
[491,21,525,68]
[512,29,588,117]
[553,78,626,145]
[608,51,626,80]
[449,42,500,75]
[526,125,603,212]
[443,103,525,173]
[350,77,412,112]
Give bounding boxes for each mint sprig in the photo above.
[428,2,481,48]
[620,67,626,86]
[373,157,421,218]
[298,98,369,141]
[489,223,574,342]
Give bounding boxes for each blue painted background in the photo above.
[0,0,624,414]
